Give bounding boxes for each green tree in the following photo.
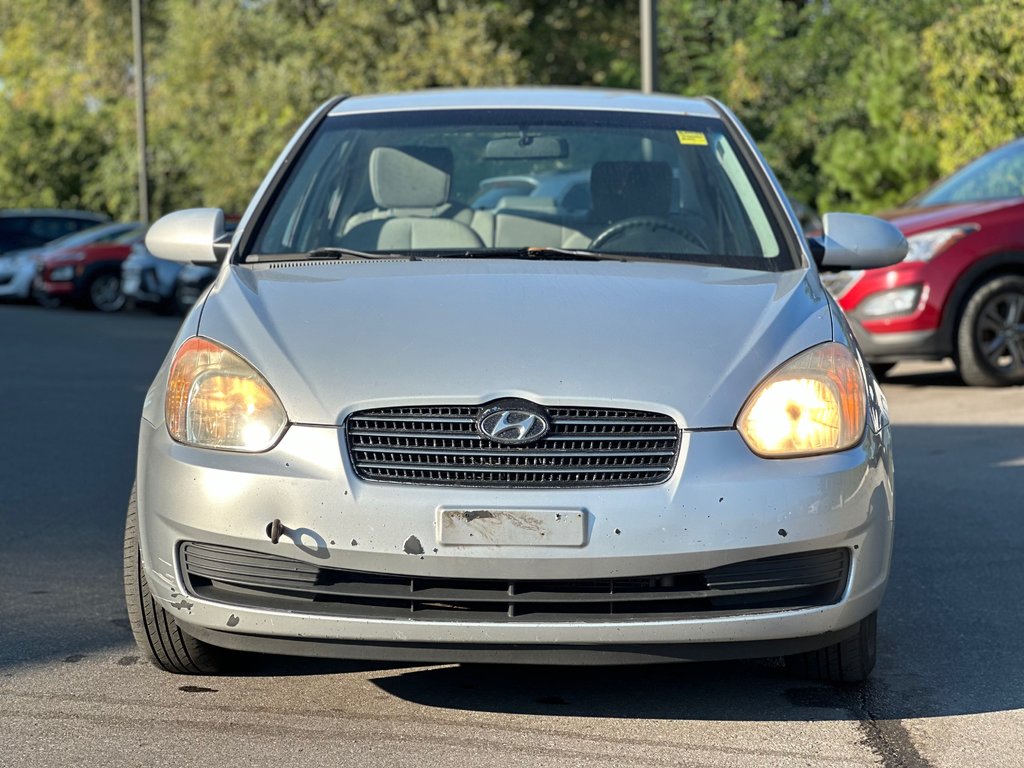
[144,0,525,214]
[492,0,639,87]
[3,0,1022,220]
[923,0,1024,176]
[0,0,136,213]
[653,1,988,212]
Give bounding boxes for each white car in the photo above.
[126,88,905,681]
[0,222,137,301]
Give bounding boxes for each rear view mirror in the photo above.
[810,212,907,272]
[146,208,225,264]
[485,136,568,160]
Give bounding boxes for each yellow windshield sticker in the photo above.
[676,130,708,146]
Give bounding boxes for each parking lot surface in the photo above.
[0,304,1021,767]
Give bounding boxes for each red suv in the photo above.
[34,223,144,311]
[824,139,1024,386]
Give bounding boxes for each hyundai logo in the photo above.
[476,400,550,445]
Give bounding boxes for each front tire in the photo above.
[123,483,229,674]
[33,290,62,309]
[85,272,126,312]
[956,275,1024,387]
[785,611,877,684]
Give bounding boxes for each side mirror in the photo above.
[145,208,225,264]
[809,212,907,272]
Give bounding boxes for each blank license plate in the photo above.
[436,508,586,547]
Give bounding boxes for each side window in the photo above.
[0,218,33,251]
[253,131,352,253]
[69,218,99,234]
[30,217,82,241]
[710,135,780,259]
[0,218,28,236]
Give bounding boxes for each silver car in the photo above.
[125,88,906,682]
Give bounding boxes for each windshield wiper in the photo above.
[451,247,695,264]
[248,247,418,263]
[450,246,630,262]
[250,246,675,264]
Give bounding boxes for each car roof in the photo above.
[0,208,107,221]
[330,87,720,118]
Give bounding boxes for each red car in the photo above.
[34,223,145,311]
[825,139,1024,386]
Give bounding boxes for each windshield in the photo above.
[44,222,137,251]
[111,226,147,244]
[250,109,793,271]
[916,140,1024,206]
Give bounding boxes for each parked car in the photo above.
[124,219,238,313]
[126,88,905,682]
[34,223,144,311]
[0,221,138,302]
[789,199,823,235]
[121,241,187,313]
[0,209,107,255]
[171,262,218,312]
[823,138,1024,385]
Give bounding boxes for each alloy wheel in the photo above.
[90,274,126,312]
[975,289,1024,374]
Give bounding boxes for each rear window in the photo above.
[31,217,86,240]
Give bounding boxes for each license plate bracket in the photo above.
[436,508,587,547]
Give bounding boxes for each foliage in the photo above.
[923,0,1024,175]
[0,0,1021,218]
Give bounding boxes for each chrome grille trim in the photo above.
[346,404,680,488]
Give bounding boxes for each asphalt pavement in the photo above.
[0,303,1022,767]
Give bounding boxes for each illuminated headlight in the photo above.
[905,226,977,262]
[166,337,288,452]
[48,266,75,281]
[737,343,866,458]
[857,286,922,318]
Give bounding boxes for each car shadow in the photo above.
[883,364,965,388]
[6,398,1022,725]
[240,423,1024,723]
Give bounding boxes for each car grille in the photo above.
[180,543,849,623]
[346,405,680,488]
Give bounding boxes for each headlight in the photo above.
[48,266,75,281]
[905,226,978,262]
[737,343,866,458]
[166,337,288,452]
[857,285,922,318]
[819,269,863,299]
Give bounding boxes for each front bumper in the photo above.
[136,418,894,661]
[846,318,947,362]
[33,275,74,298]
[122,266,167,304]
[0,259,37,299]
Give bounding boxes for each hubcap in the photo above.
[92,275,125,312]
[976,290,1024,372]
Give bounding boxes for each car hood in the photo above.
[196,259,832,429]
[878,199,1021,235]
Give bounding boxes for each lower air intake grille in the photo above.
[345,404,680,488]
[180,543,850,623]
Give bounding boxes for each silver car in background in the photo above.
[126,88,906,682]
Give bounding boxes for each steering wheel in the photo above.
[588,216,710,254]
